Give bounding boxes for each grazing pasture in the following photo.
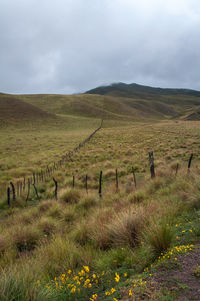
[0,88,200,300]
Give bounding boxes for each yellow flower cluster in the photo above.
[52,265,103,295]
[132,278,147,288]
[157,244,194,263]
[105,287,116,296]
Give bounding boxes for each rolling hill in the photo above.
[1,82,200,124]
[0,93,58,127]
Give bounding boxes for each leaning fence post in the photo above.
[188,154,193,173]
[53,177,58,200]
[99,171,102,198]
[7,187,10,206]
[25,179,30,203]
[10,182,16,202]
[115,169,119,192]
[149,151,155,179]
[132,167,137,188]
[32,184,40,201]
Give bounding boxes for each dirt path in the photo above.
[151,245,200,300]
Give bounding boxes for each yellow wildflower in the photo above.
[115,272,120,282]
[83,266,90,273]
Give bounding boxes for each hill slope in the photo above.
[2,82,200,122]
[12,93,178,121]
[0,93,58,127]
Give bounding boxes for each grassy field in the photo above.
[0,110,200,300]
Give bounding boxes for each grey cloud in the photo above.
[1,0,200,93]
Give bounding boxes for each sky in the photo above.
[0,0,200,94]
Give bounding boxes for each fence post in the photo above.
[33,184,40,201]
[53,177,58,200]
[115,169,119,192]
[26,179,30,202]
[10,182,16,202]
[99,171,102,198]
[72,175,75,188]
[7,187,10,206]
[188,154,193,173]
[149,151,155,179]
[132,167,137,188]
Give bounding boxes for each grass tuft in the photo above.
[144,219,175,255]
[107,206,145,248]
[60,188,80,203]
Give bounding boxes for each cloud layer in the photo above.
[1,0,200,93]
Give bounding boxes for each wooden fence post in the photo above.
[99,171,102,198]
[149,151,155,179]
[188,154,193,173]
[132,167,137,188]
[53,177,58,200]
[72,175,75,188]
[7,187,10,206]
[33,184,40,201]
[115,169,119,192]
[10,182,16,202]
[26,179,30,202]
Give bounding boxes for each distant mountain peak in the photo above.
[85,82,200,98]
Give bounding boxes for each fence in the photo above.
[6,149,194,206]
[6,119,103,204]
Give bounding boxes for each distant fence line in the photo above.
[6,149,194,206]
[6,119,103,204]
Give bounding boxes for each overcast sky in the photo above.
[1,0,200,94]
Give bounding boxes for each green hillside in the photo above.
[86,82,200,98]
